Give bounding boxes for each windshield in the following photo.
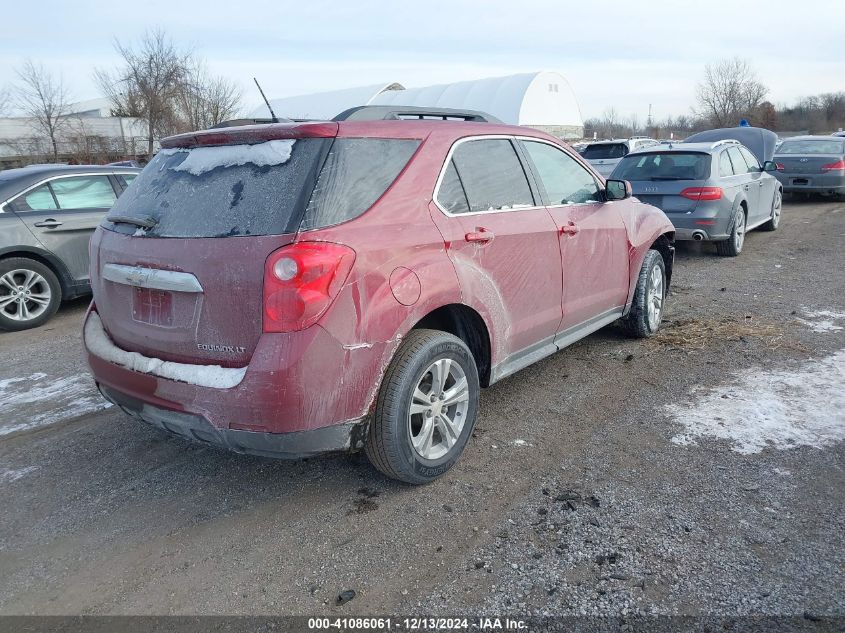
[776,140,845,155]
[582,143,628,159]
[612,152,711,181]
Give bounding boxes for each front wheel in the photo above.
[716,207,746,257]
[760,189,782,231]
[621,249,666,338]
[365,329,480,484]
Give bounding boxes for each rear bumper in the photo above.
[84,309,391,450]
[99,383,366,458]
[774,172,845,193]
[665,206,732,241]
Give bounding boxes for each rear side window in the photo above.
[521,140,600,205]
[582,143,628,159]
[105,139,329,237]
[613,152,711,181]
[301,138,419,230]
[450,139,534,212]
[719,151,734,177]
[10,183,57,211]
[437,161,470,214]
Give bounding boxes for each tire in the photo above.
[0,258,62,331]
[760,188,783,231]
[621,249,665,338]
[716,207,746,257]
[365,329,480,484]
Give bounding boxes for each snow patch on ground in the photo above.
[0,466,37,483]
[512,439,531,447]
[668,349,845,454]
[85,312,246,389]
[797,308,845,333]
[0,373,111,436]
[160,139,295,176]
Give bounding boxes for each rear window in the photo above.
[777,140,845,155]
[612,152,711,181]
[582,143,628,159]
[104,137,419,238]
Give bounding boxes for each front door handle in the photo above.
[560,222,580,236]
[33,219,63,228]
[465,228,495,243]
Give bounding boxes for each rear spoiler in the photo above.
[160,121,338,149]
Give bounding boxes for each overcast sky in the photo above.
[2,0,843,121]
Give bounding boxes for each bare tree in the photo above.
[696,57,768,127]
[95,29,189,157]
[601,107,619,139]
[176,61,242,131]
[0,85,11,116]
[15,60,71,161]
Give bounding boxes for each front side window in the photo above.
[719,150,735,177]
[10,183,57,211]
[50,175,117,209]
[728,147,753,174]
[522,141,601,205]
[449,139,534,212]
[738,147,761,171]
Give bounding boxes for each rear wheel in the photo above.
[621,249,665,338]
[716,207,746,257]
[760,189,782,231]
[0,258,62,331]
[365,329,480,484]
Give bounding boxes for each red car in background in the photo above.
[84,106,675,484]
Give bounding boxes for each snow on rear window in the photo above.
[159,140,296,176]
[104,138,328,238]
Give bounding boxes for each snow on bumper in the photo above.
[84,312,246,389]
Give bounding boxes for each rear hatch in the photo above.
[612,151,712,213]
[90,123,337,367]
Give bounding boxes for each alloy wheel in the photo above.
[408,358,470,460]
[646,264,664,331]
[734,211,746,251]
[0,269,52,322]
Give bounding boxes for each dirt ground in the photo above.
[0,196,843,619]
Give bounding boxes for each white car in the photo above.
[582,138,660,177]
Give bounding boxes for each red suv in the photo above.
[84,106,674,484]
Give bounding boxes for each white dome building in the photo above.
[371,71,583,139]
[251,72,583,139]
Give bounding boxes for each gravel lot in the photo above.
[0,196,843,622]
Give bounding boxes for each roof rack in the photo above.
[333,105,502,123]
[709,139,740,149]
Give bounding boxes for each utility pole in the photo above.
[647,104,653,135]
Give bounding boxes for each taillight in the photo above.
[680,187,723,201]
[263,242,356,333]
[821,159,845,172]
[775,163,785,171]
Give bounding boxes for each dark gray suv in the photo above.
[610,128,783,257]
[0,164,140,330]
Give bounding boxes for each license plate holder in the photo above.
[132,287,174,326]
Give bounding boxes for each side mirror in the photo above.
[605,179,632,201]
[762,160,778,172]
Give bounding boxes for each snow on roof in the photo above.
[370,71,582,127]
[249,82,405,120]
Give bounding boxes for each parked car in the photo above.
[582,138,661,177]
[83,105,675,484]
[0,164,140,330]
[772,135,845,197]
[610,127,783,257]
[831,131,845,138]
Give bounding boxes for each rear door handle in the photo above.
[560,222,580,236]
[465,228,495,243]
[33,219,63,228]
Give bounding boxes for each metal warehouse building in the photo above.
[253,71,584,139]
